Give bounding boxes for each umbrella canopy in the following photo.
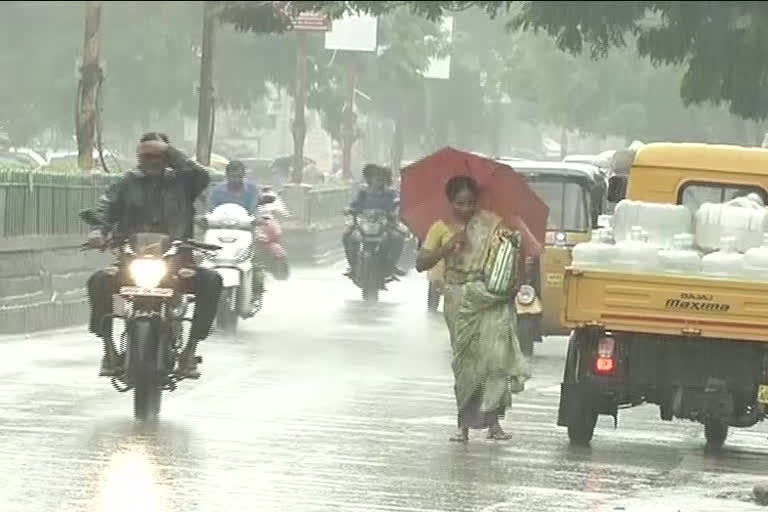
[400,147,548,257]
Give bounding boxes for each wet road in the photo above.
[2,263,768,512]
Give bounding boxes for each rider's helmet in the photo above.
[226,160,246,175]
[362,164,392,186]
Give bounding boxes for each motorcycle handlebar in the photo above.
[182,240,222,252]
[81,237,221,253]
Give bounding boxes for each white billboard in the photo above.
[423,17,453,80]
[324,13,378,52]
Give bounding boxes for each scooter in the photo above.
[255,189,290,281]
[197,195,276,332]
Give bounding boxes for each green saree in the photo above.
[441,210,530,430]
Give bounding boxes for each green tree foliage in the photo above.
[511,1,768,120]
[217,1,513,33]
[0,1,288,147]
[0,2,82,146]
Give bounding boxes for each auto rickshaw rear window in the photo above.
[526,180,589,232]
[678,182,767,211]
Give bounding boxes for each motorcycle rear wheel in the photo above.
[216,289,239,332]
[270,257,290,281]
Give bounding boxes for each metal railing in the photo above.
[0,168,352,242]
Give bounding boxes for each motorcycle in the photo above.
[80,209,221,422]
[197,194,278,332]
[345,208,400,302]
[255,189,290,281]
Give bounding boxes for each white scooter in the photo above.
[198,195,276,332]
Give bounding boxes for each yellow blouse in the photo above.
[423,220,455,252]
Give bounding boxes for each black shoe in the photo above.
[178,349,201,379]
[99,355,121,377]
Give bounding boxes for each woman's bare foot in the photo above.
[449,428,469,443]
[487,422,512,440]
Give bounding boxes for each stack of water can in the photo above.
[571,194,768,280]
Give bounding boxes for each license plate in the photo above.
[758,385,768,405]
[119,286,173,298]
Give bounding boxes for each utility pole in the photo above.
[196,1,216,166]
[291,32,308,184]
[76,1,102,171]
[342,56,357,180]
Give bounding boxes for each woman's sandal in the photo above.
[449,429,469,443]
[487,426,512,441]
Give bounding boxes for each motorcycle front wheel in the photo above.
[130,319,163,422]
[358,250,380,303]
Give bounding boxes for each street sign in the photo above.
[324,13,378,52]
[292,11,330,32]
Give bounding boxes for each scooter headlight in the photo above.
[516,284,536,305]
[130,258,167,289]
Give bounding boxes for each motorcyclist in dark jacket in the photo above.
[342,164,406,277]
[86,132,223,378]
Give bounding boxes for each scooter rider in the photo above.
[209,160,260,212]
[208,160,265,308]
[342,164,406,277]
[86,132,223,378]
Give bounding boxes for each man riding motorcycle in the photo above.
[86,132,223,379]
[208,160,267,304]
[342,164,406,278]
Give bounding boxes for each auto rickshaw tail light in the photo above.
[595,336,616,376]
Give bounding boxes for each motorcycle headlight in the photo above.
[130,259,167,289]
[516,284,536,305]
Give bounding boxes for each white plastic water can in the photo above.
[572,228,617,270]
[701,236,745,279]
[742,232,768,280]
[614,226,659,273]
[657,233,702,275]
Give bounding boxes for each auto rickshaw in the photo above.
[425,161,608,355]
[559,142,768,448]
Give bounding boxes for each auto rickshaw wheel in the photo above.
[567,397,599,447]
[564,335,598,446]
[517,314,541,357]
[427,282,441,312]
[704,420,729,450]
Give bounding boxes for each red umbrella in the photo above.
[400,147,548,257]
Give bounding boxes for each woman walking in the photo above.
[416,176,530,442]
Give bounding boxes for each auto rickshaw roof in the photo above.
[506,160,603,182]
[633,143,768,176]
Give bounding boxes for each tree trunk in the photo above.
[342,58,357,181]
[76,1,102,171]
[195,1,216,167]
[391,107,404,178]
[291,32,307,184]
